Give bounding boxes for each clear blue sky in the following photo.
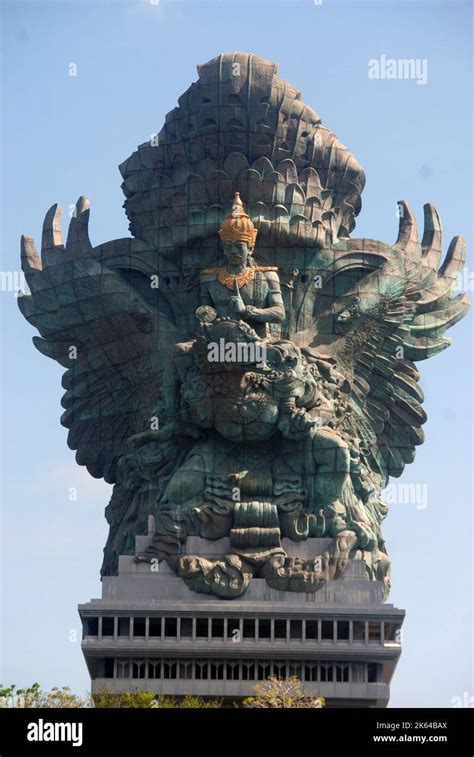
[1,0,472,707]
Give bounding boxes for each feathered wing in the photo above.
[311,202,469,488]
[337,293,427,488]
[18,197,186,484]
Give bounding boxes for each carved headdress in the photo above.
[218,192,258,247]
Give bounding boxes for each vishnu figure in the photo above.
[199,192,285,338]
[130,193,285,444]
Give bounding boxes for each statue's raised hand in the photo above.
[229,278,247,315]
[277,407,319,440]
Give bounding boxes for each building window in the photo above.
[227,618,240,640]
[165,618,177,638]
[102,617,114,637]
[352,663,365,683]
[243,619,255,639]
[368,663,378,683]
[118,617,130,637]
[104,659,114,678]
[337,621,350,641]
[273,661,287,680]
[210,661,224,680]
[180,618,193,638]
[321,620,334,641]
[195,660,208,680]
[384,622,400,642]
[226,662,240,680]
[274,620,287,639]
[179,661,193,680]
[132,659,146,679]
[148,660,162,680]
[304,663,318,682]
[163,661,177,680]
[241,661,255,681]
[368,622,381,642]
[320,663,334,682]
[290,620,303,640]
[257,662,271,680]
[289,662,303,678]
[195,619,208,638]
[352,621,365,642]
[336,664,349,682]
[149,618,161,637]
[116,659,130,679]
[133,618,146,637]
[211,618,224,639]
[305,620,318,640]
[258,619,271,639]
[86,618,99,636]
[103,655,383,687]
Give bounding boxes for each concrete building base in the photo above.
[79,531,404,707]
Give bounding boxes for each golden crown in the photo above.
[218,192,257,246]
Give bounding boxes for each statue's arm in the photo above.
[245,271,285,323]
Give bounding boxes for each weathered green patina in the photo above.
[19,53,469,599]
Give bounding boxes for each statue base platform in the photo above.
[79,529,404,708]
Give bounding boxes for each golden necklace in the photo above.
[200,266,278,290]
[217,267,255,290]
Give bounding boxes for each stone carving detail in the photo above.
[19,53,469,599]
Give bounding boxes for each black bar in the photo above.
[0,707,473,755]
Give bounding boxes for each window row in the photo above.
[101,658,380,684]
[84,616,398,644]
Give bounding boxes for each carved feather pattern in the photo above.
[18,199,184,483]
[119,52,365,250]
[310,201,469,486]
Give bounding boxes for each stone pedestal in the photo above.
[79,529,404,707]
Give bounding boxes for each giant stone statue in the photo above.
[19,53,469,600]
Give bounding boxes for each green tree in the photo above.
[0,683,89,708]
[243,676,325,709]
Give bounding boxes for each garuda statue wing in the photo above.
[18,198,186,484]
[306,201,469,489]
